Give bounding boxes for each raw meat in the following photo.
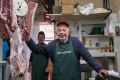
[0,0,14,39]
[9,1,38,79]
[20,1,38,38]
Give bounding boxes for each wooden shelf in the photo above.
[85,46,103,49]
[80,52,115,64]
[91,52,115,57]
[81,35,110,37]
[81,23,106,26]
[47,12,111,21]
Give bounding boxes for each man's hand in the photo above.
[99,69,108,78]
[22,28,30,41]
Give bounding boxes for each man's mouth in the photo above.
[59,35,65,38]
[59,33,65,36]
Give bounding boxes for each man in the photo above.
[29,31,48,80]
[22,21,108,80]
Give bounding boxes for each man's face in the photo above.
[56,25,70,43]
[38,34,45,44]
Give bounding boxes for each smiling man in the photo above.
[22,21,108,80]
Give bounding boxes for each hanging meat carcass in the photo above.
[10,1,38,79]
[0,0,38,79]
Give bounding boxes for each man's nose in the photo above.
[60,30,64,33]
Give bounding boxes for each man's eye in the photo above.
[63,29,66,32]
[58,30,61,32]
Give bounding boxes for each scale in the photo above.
[14,0,28,16]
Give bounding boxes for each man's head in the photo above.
[38,31,45,44]
[55,21,70,43]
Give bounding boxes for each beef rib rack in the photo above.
[0,0,13,39]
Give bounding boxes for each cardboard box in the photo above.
[62,0,103,8]
[62,0,75,5]
[53,6,62,14]
[62,5,74,14]
[111,0,120,12]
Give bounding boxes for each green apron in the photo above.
[53,40,81,80]
[32,53,48,80]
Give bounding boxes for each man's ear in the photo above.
[69,30,71,35]
[68,28,71,35]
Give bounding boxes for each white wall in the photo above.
[31,26,40,43]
